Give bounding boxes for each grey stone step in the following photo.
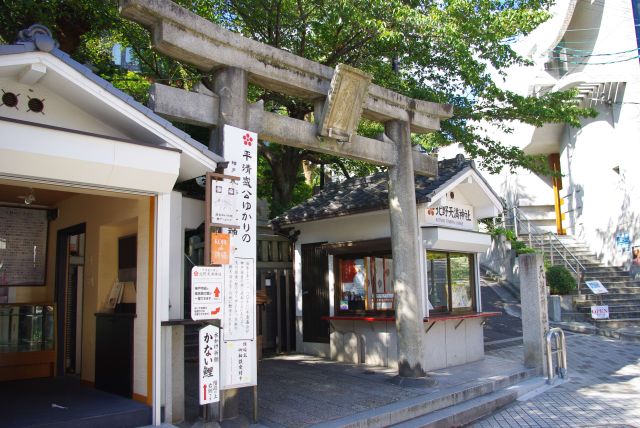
[583,293,640,301]
[579,286,640,294]
[309,368,535,428]
[388,388,517,428]
[594,318,640,329]
[389,377,550,428]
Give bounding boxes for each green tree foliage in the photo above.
[0,0,596,216]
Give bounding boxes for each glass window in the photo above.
[426,251,475,313]
[337,255,393,314]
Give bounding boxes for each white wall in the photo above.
[0,77,129,138]
[440,0,640,265]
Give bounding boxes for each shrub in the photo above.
[511,240,537,256]
[546,265,577,295]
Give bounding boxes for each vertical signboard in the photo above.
[220,125,258,389]
[191,266,224,321]
[199,324,220,404]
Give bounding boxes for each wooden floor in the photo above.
[0,377,151,428]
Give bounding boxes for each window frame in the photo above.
[426,250,476,314]
[333,250,394,317]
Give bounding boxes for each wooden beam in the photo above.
[120,0,453,134]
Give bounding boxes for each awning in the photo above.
[422,226,491,253]
[0,117,180,193]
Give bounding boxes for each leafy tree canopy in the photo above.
[0,0,596,216]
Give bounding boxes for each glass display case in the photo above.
[0,304,55,353]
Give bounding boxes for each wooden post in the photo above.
[385,120,426,378]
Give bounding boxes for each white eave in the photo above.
[0,49,222,182]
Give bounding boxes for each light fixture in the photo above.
[18,188,36,206]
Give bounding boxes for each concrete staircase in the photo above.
[537,235,640,332]
[311,368,547,428]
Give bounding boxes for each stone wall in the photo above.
[480,235,520,288]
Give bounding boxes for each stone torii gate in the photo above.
[120,0,452,421]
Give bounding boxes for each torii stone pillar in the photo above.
[211,67,249,426]
[385,120,426,377]
[210,67,248,155]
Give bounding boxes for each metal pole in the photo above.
[253,385,258,423]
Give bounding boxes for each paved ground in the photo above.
[481,279,522,344]
[235,353,528,427]
[472,323,640,427]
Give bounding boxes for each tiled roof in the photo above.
[0,36,222,163]
[272,155,476,226]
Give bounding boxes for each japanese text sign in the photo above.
[210,232,231,265]
[423,201,474,230]
[191,266,224,321]
[210,177,240,228]
[199,325,220,404]
[220,339,257,389]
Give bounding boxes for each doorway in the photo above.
[301,242,329,343]
[54,223,86,376]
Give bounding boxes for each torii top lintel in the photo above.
[120,0,453,177]
[120,0,452,130]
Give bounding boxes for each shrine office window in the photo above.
[426,251,475,313]
[334,254,394,315]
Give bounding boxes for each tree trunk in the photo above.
[269,146,304,216]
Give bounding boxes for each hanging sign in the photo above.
[199,324,220,404]
[422,201,474,230]
[210,175,241,228]
[219,125,258,389]
[591,305,609,320]
[191,266,224,321]
[585,280,608,294]
[210,232,231,265]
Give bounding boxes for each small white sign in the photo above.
[223,258,255,341]
[423,201,474,230]
[220,339,257,390]
[591,305,609,319]
[585,280,608,294]
[199,325,220,404]
[191,266,224,321]
[211,178,240,228]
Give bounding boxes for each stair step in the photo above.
[389,388,517,428]
[594,319,640,329]
[580,286,640,294]
[310,369,535,428]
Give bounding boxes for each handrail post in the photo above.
[546,327,568,384]
[577,267,582,296]
[513,206,519,237]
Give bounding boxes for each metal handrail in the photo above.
[546,327,568,384]
[502,206,586,292]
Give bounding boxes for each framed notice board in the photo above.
[0,206,48,286]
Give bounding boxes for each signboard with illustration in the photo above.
[422,201,474,230]
[585,280,608,294]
